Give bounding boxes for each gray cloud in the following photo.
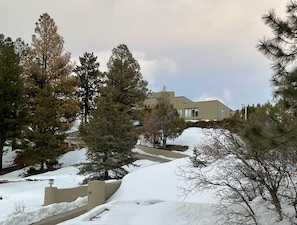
[0,0,289,109]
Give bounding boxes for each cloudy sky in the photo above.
[0,0,289,109]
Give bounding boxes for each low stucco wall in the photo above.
[44,185,88,206]
[57,186,88,203]
[87,180,105,211]
[105,180,121,199]
[44,180,121,210]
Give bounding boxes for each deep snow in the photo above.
[0,127,293,225]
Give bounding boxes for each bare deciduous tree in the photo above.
[179,119,297,224]
[142,108,159,147]
[142,88,186,149]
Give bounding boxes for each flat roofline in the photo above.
[175,96,192,103]
[149,91,233,111]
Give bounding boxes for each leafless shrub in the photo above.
[179,128,297,224]
[13,200,26,214]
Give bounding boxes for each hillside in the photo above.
[0,127,294,225]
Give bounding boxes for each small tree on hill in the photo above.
[142,89,186,149]
[142,108,159,147]
[156,90,186,148]
[79,44,148,180]
[74,52,102,124]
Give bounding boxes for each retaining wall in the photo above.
[44,180,121,211]
[44,186,88,206]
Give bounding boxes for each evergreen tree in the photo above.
[74,52,101,124]
[258,1,297,112]
[0,34,26,170]
[79,44,148,180]
[22,13,79,171]
[107,44,148,120]
[257,1,297,152]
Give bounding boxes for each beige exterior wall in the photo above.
[44,186,88,206]
[144,91,233,121]
[87,180,105,211]
[105,180,122,199]
[44,180,122,211]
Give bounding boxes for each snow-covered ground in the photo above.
[0,127,293,225]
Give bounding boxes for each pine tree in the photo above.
[79,44,148,180]
[257,1,297,152]
[0,34,26,170]
[22,13,79,171]
[107,44,148,120]
[74,52,101,124]
[258,1,297,112]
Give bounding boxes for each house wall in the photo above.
[143,91,233,121]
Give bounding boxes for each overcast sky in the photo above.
[0,0,289,109]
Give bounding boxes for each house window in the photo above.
[185,108,198,117]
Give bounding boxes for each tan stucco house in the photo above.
[143,91,233,121]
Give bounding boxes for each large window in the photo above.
[185,108,198,117]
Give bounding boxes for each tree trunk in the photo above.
[162,137,167,149]
[0,141,3,170]
[104,170,109,180]
[84,87,89,124]
[270,189,283,221]
[0,133,6,170]
[84,103,88,124]
[40,161,44,171]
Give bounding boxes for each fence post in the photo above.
[87,180,105,211]
[44,187,58,206]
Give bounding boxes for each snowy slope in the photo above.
[0,127,294,225]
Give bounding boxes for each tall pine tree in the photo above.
[0,34,26,170]
[258,1,297,112]
[79,44,148,180]
[74,52,101,124]
[257,0,297,158]
[22,13,79,171]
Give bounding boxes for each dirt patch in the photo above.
[0,180,10,184]
[0,165,25,176]
[157,144,188,152]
